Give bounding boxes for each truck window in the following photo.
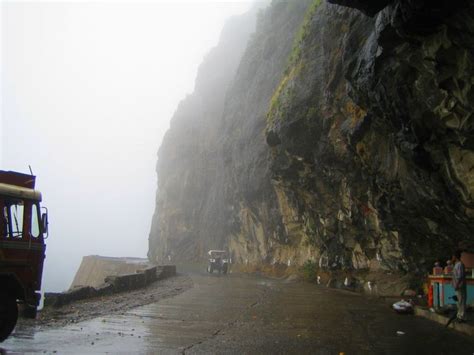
[9,203,24,238]
[31,203,40,238]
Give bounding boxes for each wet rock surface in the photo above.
[2,270,473,354]
[266,0,474,274]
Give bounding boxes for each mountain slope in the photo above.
[149,0,474,289]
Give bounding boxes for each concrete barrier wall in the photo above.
[70,255,152,289]
[44,265,176,308]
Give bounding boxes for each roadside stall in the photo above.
[428,252,474,308]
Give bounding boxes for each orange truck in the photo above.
[0,170,49,341]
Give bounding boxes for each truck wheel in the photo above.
[0,291,18,342]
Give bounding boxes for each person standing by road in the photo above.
[452,250,467,322]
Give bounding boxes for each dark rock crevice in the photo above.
[327,0,394,16]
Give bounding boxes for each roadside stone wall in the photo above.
[70,255,154,289]
[44,265,176,307]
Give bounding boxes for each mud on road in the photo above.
[17,274,193,330]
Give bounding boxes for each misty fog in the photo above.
[1,0,251,292]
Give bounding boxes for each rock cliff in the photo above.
[149,0,474,284]
[148,5,264,262]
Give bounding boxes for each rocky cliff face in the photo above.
[148,1,313,263]
[149,0,474,283]
[148,6,263,262]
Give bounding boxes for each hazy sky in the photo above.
[1,0,253,292]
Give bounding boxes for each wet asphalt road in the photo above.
[2,269,474,354]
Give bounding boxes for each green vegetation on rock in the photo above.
[266,0,321,128]
[288,0,322,66]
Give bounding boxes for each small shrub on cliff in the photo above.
[266,0,322,127]
[288,0,322,66]
[301,260,318,282]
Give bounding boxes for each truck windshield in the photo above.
[2,201,24,238]
[10,203,24,238]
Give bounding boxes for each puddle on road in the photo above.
[1,314,151,354]
[1,274,267,354]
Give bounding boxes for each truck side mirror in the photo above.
[41,212,49,236]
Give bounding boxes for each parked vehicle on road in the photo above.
[206,250,229,274]
[0,171,49,342]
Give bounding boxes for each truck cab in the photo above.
[206,250,229,274]
[0,170,48,341]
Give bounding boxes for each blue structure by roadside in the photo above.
[429,274,474,308]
